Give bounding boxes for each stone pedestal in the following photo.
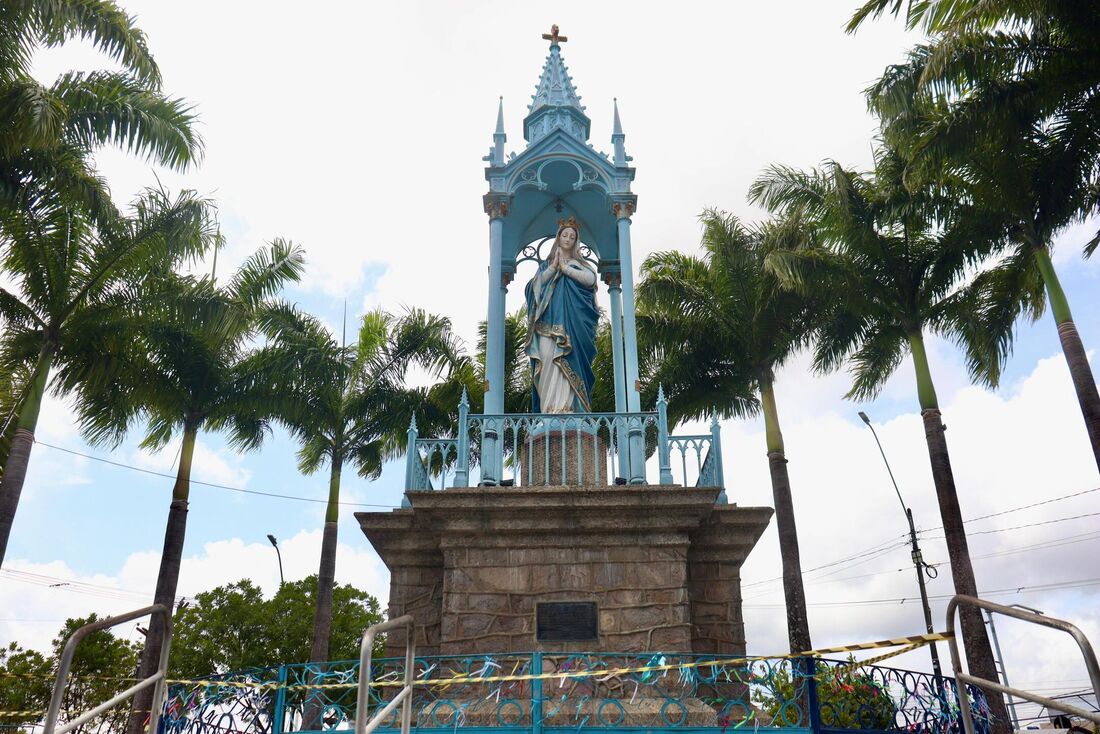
[519,428,609,486]
[357,485,771,658]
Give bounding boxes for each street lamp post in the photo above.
[858,411,943,681]
[267,534,284,588]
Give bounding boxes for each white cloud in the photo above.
[734,350,1100,684]
[130,441,253,490]
[2,529,388,654]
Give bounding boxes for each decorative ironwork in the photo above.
[516,235,597,268]
[162,665,282,734]
[162,654,994,733]
[407,400,725,491]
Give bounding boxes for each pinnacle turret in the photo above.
[488,96,507,166]
[612,98,629,166]
[523,27,591,144]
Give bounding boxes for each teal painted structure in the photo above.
[160,651,992,734]
[481,34,641,484]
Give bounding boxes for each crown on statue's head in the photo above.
[556,216,580,234]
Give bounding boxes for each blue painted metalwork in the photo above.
[408,394,728,492]
[471,411,656,487]
[482,32,638,455]
[655,386,674,485]
[454,388,471,488]
[161,653,993,734]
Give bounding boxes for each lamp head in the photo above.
[267,534,278,547]
[858,411,871,425]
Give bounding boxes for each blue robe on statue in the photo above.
[525,258,599,413]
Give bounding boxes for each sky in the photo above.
[3,1,1100,722]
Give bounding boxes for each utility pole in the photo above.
[858,412,943,681]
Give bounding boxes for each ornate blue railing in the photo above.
[404,388,727,496]
[160,653,992,734]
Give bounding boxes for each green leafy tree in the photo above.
[636,210,819,653]
[248,305,460,703]
[170,577,383,678]
[0,616,140,734]
[1,0,201,218]
[750,148,1010,731]
[50,615,141,734]
[62,238,304,734]
[754,657,897,730]
[849,0,1100,474]
[0,640,52,733]
[0,186,217,566]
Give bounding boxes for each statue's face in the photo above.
[559,227,577,252]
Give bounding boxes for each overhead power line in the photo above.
[924,485,1100,531]
[923,510,1100,539]
[0,568,192,606]
[749,529,1100,595]
[742,485,1100,591]
[743,575,1100,609]
[35,440,401,509]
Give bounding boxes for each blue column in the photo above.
[616,213,641,413]
[616,208,645,483]
[605,274,629,481]
[605,274,627,414]
[483,203,507,484]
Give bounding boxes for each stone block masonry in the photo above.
[356,485,771,657]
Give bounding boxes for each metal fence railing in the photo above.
[404,388,727,496]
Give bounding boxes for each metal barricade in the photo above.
[946,595,1100,734]
[43,604,172,734]
[355,614,416,734]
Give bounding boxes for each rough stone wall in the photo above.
[385,564,443,656]
[359,488,773,660]
[686,560,744,654]
[439,544,693,654]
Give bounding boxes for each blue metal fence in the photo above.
[404,390,727,495]
[160,653,992,734]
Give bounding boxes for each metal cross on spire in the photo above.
[542,24,567,45]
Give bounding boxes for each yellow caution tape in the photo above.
[0,631,953,706]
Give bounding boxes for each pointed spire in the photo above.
[612,98,629,167]
[489,96,507,166]
[529,43,583,115]
[523,28,591,144]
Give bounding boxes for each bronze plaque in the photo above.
[536,602,598,641]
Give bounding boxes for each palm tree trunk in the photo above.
[127,427,197,734]
[0,347,52,568]
[304,455,342,730]
[760,377,812,654]
[909,333,1011,734]
[1032,246,1100,473]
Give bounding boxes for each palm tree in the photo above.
[636,210,818,653]
[61,239,304,734]
[1,0,201,216]
[0,185,217,566]
[849,0,1100,474]
[250,304,461,720]
[750,149,1011,732]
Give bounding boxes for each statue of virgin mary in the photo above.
[524,219,599,413]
